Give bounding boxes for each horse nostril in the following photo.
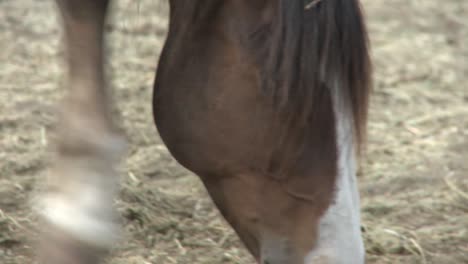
[263,261,270,264]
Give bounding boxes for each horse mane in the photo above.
[256,0,371,152]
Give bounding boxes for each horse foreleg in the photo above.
[38,1,126,263]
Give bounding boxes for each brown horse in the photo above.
[38,0,371,264]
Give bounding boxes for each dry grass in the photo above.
[0,0,467,263]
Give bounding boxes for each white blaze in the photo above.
[304,85,365,264]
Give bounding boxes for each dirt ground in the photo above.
[0,0,467,263]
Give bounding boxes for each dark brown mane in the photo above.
[256,0,371,151]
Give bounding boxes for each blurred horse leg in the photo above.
[38,1,126,263]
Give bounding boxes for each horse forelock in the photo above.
[260,0,371,155]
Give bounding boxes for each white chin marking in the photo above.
[39,191,120,248]
[305,87,365,264]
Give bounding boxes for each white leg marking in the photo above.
[40,186,120,248]
[38,135,126,248]
[304,88,365,264]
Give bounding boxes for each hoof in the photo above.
[37,223,110,264]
